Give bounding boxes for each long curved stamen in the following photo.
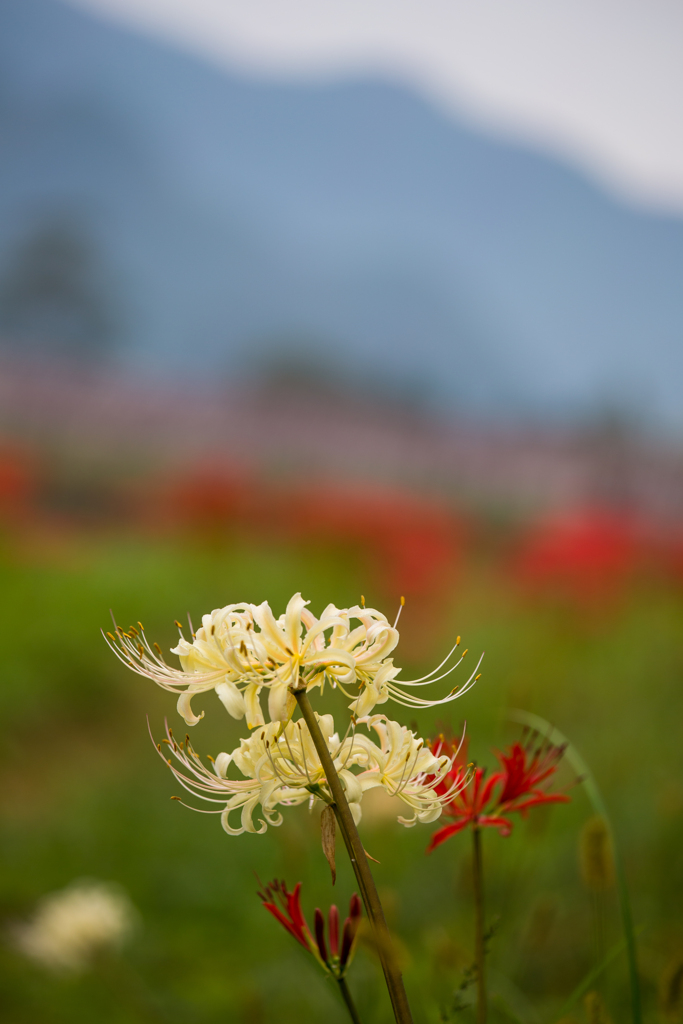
[297,722,314,785]
[386,655,484,707]
[331,678,357,700]
[396,636,462,685]
[161,746,242,800]
[139,631,177,671]
[339,718,359,772]
[162,735,220,787]
[244,630,272,677]
[400,746,424,795]
[104,629,225,690]
[169,800,224,814]
[268,739,313,787]
[394,651,469,689]
[281,729,307,776]
[223,623,265,680]
[437,766,474,806]
[107,618,287,697]
[386,747,418,798]
[454,720,468,759]
[165,752,251,798]
[170,773,233,802]
[385,681,475,708]
[168,750,227,789]
[264,740,298,785]
[150,720,258,804]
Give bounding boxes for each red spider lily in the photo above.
[427,764,512,852]
[257,879,362,978]
[427,730,569,853]
[495,734,570,816]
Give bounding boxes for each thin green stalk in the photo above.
[293,686,414,1024]
[553,934,634,1020]
[593,890,606,967]
[508,709,642,1024]
[472,826,487,1024]
[337,976,363,1024]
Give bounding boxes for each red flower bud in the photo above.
[314,908,328,965]
[340,895,362,968]
[328,904,339,958]
[259,880,361,978]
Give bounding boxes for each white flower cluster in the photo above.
[108,593,481,729]
[13,880,137,973]
[157,712,469,835]
[108,593,479,837]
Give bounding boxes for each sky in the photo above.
[66,0,683,215]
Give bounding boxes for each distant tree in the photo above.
[0,219,113,358]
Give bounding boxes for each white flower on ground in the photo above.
[154,711,471,835]
[107,594,482,728]
[12,880,137,973]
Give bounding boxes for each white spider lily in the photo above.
[155,713,367,833]
[106,593,481,729]
[12,881,137,973]
[349,715,472,825]
[153,711,471,835]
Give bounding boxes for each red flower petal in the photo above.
[262,902,309,949]
[427,819,471,852]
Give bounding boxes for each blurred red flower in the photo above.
[141,461,254,533]
[495,739,568,814]
[511,508,642,600]
[278,482,463,599]
[0,442,40,520]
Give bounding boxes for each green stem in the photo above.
[337,976,363,1024]
[472,826,487,1024]
[553,932,642,1020]
[508,709,642,1024]
[293,687,414,1024]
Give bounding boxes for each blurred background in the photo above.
[1,1,682,1021]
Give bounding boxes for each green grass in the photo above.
[1,529,681,1023]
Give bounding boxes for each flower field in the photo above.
[0,493,681,1023]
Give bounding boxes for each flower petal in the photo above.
[426,820,470,852]
[177,691,204,726]
[284,593,308,654]
[268,681,290,724]
[244,683,265,730]
[214,752,232,778]
[215,682,246,720]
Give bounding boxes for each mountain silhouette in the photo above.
[1,0,682,430]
